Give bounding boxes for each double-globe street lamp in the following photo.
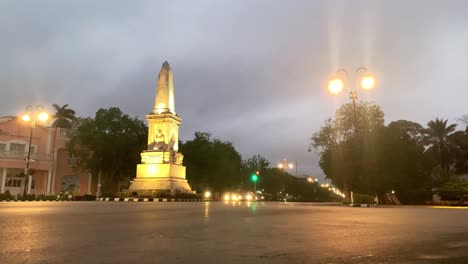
[278,159,295,171]
[327,67,376,203]
[21,105,49,195]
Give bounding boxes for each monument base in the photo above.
[128,162,192,193]
[129,177,192,193]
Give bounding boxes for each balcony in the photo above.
[0,151,52,162]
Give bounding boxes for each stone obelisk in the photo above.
[128,61,192,194]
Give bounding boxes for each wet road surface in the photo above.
[1,202,467,264]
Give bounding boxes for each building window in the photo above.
[0,143,6,152]
[31,179,36,189]
[5,179,22,187]
[10,143,26,152]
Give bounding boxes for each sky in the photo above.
[1,0,467,179]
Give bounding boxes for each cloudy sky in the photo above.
[1,0,467,178]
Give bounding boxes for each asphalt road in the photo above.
[0,202,467,264]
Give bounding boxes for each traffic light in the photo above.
[251,174,258,182]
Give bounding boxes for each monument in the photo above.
[128,61,192,194]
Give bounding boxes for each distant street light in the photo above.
[278,159,296,173]
[307,177,313,183]
[327,67,376,203]
[21,105,49,195]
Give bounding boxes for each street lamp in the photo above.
[327,67,376,203]
[278,159,295,171]
[21,105,49,195]
[328,67,376,122]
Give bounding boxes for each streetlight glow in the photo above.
[37,112,49,122]
[22,114,31,122]
[278,163,284,169]
[361,75,375,90]
[328,79,344,95]
[204,191,211,198]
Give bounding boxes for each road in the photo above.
[0,202,467,264]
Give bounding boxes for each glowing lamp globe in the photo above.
[22,114,31,122]
[328,79,344,95]
[37,112,49,122]
[361,75,375,90]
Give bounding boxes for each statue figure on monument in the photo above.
[153,129,167,150]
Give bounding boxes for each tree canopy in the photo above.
[311,102,468,204]
[67,107,147,193]
[179,132,242,192]
[51,104,76,128]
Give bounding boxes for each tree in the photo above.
[241,154,270,188]
[379,121,432,203]
[67,107,147,194]
[423,118,457,171]
[50,104,77,193]
[311,101,385,201]
[179,132,242,192]
[449,130,468,175]
[51,104,76,128]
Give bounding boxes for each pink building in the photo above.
[0,116,94,196]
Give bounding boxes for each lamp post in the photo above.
[21,105,49,195]
[327,67,376,203]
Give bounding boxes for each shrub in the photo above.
[175,192,202,200]
[0,190,13,200]
[116,191,131,198]
[82,194,97,201]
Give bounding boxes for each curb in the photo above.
[1,200,72,202]
[96,197,206,202]
[350,203,379,207]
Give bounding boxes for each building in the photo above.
[0,116,94,196]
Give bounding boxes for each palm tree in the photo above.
[52,104,76,129]
[50,104,76,194]
[424,118,457,171]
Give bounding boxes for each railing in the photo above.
[0,151,52,162]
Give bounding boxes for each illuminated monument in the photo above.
[129,61,192,194]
